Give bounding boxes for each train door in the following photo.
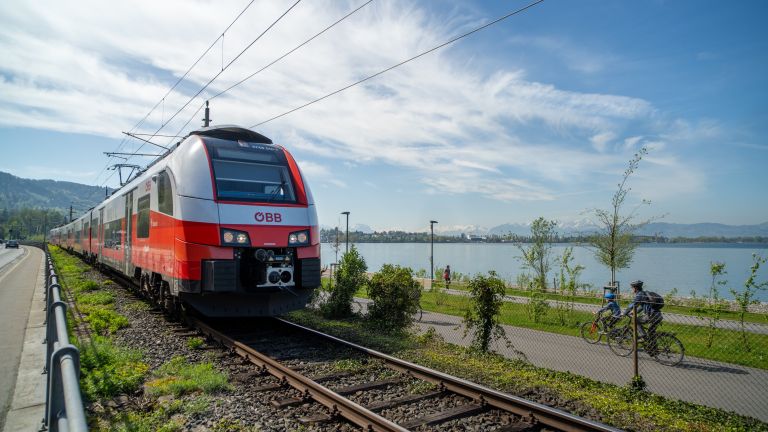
[98,208,104,263]
[124,189,135,275]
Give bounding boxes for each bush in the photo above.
[79,336,149,400]
[463,271,508,352]
[366,264,421,333]
[322,246,367,318]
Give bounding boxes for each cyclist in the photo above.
[623,280,663,354]
[443,265,451,289]
[595,292,621,329]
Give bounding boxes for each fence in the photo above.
[336,278,768,422]
[42,244,88,432]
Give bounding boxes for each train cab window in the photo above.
[137,195,150,238]
[205,138,296,203]
[157,170,173,215]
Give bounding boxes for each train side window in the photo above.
[137,195,150,238]
[158,170,173,215]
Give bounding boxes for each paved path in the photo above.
[439,288,768,335]
[352,297,768,422]
[0,247,25,273]
[0,246,46,431]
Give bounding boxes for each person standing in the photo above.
[443,265,451,288]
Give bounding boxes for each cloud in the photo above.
[0,0,703,202]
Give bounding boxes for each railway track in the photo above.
[187,316,621,432]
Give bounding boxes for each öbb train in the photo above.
[49,126,321,317]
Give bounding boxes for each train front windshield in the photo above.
[206,138,297,203]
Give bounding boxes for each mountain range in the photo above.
[0,171,109,213]
[2,171,765,238]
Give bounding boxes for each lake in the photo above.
[320,242,768,301]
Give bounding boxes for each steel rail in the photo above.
[187,317,410,432]
[277,318,622,432]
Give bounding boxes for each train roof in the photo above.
[190,125,272,144]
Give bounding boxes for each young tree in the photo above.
[705,262,728,349]
[322,246,367,318]
[555,247,585,325]
[730,254,767,350]
[517,217,558,290]
[589,147,653,287]
[462,271,508,352]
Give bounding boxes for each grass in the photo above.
[145,356,231,397]
[186,337,205,350]
[78,291,116,305]
[286,309,767,432]
[78,336,149,401]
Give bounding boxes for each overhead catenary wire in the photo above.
[250,0,545,128]
[94,0,258,186]
[168,0,376,145]
[122,0,303,165]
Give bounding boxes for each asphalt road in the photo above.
[352,297,768,422]
[0,246,43,430]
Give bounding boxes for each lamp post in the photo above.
[341,211,350,254]
[430,220,438,287]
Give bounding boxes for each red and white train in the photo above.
[49,126,321,317]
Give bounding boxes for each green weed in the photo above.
[78,291,115,306]
[186,337,205,350]
[83,306,130,335]
[145,356,230,397]
[78,336,149,401]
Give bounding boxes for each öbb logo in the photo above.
[255,212,282,223]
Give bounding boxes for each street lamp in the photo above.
[341,211,350,254]
[430,220,438,287]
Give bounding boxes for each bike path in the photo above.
[440,287,768,335]
[353,297,768,422]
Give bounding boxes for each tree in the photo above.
[462,271,508,352]
[555,247,585,325]
[589,147,654,287]
[704,262,728,349]
[730,254,767,350]
[322,246,367,318]
[517,217,557,290]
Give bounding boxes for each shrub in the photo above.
[322,246,367,318]
[463,271,508,352]
[79,336,149,400]
[366,264,421,333]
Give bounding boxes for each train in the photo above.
[49,125,321,317]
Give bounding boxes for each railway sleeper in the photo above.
[332,377,403,396]
[365,390,445,412]
[399,403,486,429]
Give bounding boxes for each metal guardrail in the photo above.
[42,245,88,432]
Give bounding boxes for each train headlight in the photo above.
[288,230,310,246]
[221,229,250,246]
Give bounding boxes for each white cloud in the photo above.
[0,0,702,202]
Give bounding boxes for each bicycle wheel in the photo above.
[580,321,602,344]
[607,328,634,357]
[652,333,685,366]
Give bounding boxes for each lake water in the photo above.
[320,243,768,301]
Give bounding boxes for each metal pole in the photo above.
[430,220,437,288]
[341,211,350,254]
[632,303,639,380]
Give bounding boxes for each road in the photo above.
[0,246,44,430]
[352,297,768,422]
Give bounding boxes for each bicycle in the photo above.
[579,314,617,344]
[606,320,685,366]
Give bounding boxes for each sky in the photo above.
[1,0,766,233]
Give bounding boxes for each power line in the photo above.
[94,0,258,186]
[123,0,303,164]
[170,0,376,144]
[250,0,544,128]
